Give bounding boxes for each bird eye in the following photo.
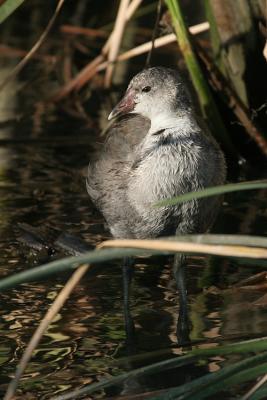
[142,86,151,93]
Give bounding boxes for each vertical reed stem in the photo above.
[165,0,234,152]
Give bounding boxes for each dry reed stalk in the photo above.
[99,239,267,259]
[264,42,267,61]
[0,0,65,93]
[126,0,143,19]
[104,0,131,87]
[52,21,209,101]
[94,34,179,74]
[53,54,104,100]
[0,21,209,96]
[0,44,56,62]
[4,264,89,400]
[103,0,143,55]
[60,24,108,38]
[52,0,143,100]
[242,374,267,400]
[98,22,209,69]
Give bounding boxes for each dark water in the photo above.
[0,79,267,399]
[0,2,267,399]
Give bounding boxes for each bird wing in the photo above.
[86,114,150,208]
[102,114,150,160]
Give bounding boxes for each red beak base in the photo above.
[108,89,135,120]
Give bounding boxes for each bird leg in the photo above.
[122,257,135,345]
[173,253,191,345]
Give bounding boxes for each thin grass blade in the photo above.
[156,180,267,206]
[0,248,153,291]
[1,233,267,291]
[0,0,25,24]
[151,353,267,400]
[50,337,267,400]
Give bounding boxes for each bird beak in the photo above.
[108,89,135,120]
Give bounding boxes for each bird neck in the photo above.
[149,110,196,137]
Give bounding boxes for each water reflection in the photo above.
[1,143,267,399]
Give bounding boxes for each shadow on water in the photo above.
[0,2,267,399]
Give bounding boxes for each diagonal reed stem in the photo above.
[0,0,65,93]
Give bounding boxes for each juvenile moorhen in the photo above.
[87,67,226,342]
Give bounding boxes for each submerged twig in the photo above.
[3,264,89,400]
[0,0,65,93]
